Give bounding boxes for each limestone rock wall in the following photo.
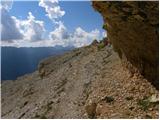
[92,1,159,88]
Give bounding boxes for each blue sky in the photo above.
[1,0,106,47]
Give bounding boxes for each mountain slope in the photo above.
[1,45,158,119]
[1,46,74,80]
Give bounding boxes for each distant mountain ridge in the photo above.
[1,46,74,80]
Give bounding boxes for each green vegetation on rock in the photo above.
[98,42,105,50]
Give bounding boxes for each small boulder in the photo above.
[149,94,159,103]
[85,101,97,118]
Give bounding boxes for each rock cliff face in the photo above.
[92,1,159,88]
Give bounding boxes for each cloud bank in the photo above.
[12,12,46,41]
[1,0,102,48]
[1,4,23,41]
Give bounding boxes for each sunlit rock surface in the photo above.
[2,45,158,119]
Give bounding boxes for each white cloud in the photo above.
[39,0,65,21]
[1,1,45,42]
[49,21,69,40]
[1,6,23,41]
[1,16,100,47]
[1,24,101,47]
[71,27,100,47]
[49,22,100,47]
[102,31,107,38]
[0,0,13,11]
[12,12,46,41]
[1,0,102,48]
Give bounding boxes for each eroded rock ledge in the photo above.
[92,1,159,88]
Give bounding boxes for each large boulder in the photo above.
[92,1,159,88]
